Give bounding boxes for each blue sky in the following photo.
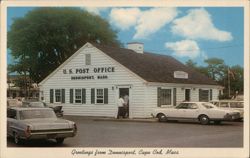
[7,7,244,67]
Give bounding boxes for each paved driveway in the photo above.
[7,116,243,147]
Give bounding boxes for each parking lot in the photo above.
[7,116,243,147]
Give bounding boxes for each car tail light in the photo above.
[25,126,31,138]
[73,123,77,135]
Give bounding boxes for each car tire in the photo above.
[157,113,167,122]
[214,121,221,125]
[14,132,22,145]
[56,138,65,144]
[199,115,210,125]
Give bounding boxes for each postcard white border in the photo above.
[1,1,249,158]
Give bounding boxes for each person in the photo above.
[16,98,22,107]
[123,95,129,118]
[117,96,125,119]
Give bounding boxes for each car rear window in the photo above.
[230,102,243,108]
[202,103,215,109]
[19,109,56,120]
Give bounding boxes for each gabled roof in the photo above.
[92,43,218,85]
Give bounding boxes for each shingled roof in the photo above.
[92,43,218,85]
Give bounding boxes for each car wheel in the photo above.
[214,121,221,125]
[157,113,167,122]
[56,138,65,144]
[14,132,22,145]
[199,115,210,125]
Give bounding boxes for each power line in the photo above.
[147,44,243,53]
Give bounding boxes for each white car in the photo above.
[7,107,77,145]
[210,100,244,121]
[152,102,241,125]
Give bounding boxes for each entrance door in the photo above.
[185,89,191,101]
[119,88,129,117]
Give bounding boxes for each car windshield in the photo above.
[19,109,56,120]
[29,102,46,108]
[202,103,216,109]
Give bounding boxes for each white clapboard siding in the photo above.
[40,44,148,118]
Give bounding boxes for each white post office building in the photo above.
[39,42,222,118]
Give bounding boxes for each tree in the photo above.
[204,58,226,81]
[8,8,121,83]
[185,59,197,69]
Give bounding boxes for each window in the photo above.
[202,103,215,109]
[96,89,104,104]
[75,89,82,103]
[199,89,209,102]
[176,103,188,109]
[187,103,198,109]
[55,89,61,103]
[85,54,91,65]
[160,89,172,105]
[7,109,17,119]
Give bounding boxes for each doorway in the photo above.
[119,88,129,118]
[185,89,191,101]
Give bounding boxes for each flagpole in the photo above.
[228,67,230,98]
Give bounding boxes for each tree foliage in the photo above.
[8,8,121,83]
[186,58,244,98]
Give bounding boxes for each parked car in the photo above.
[7,98,22,107]
[152,102,241,125]
[7,107,77,145]
[22,101,63,117]
[210,100,244,121]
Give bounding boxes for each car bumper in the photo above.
[223,113,241,121]
[21,130,76,140]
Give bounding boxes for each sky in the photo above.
[7,7,244,67]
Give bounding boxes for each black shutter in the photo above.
[173,88,176,106]
[61,89,65,103]
[210,89,213,101]
[104,88,108,104]
[82,89,86,104]
[50,89,54,103]
[157,87,161,107]
[199,89,202,101]
[91,88,95,104]
[70,89,73,103]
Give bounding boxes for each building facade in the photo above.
[39,42,222,118]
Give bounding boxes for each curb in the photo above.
[93,118,158,123]
[63,115,158,123]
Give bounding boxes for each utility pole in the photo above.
[228,67,231,98]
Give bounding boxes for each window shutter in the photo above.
[173,88,176,106]
[70,89,73,103]
[210,89,213,101]
[61,89,65,103]
[91,88,95,104]
[157,87,161,107]
[199,89,201,101]
[82,89,86,104]
[50,89,54,103]
[104,88,108,104]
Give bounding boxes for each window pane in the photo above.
[160,89,171,105]
[75,89,82,103]
[55,89,61,102]
[96,89,104,104]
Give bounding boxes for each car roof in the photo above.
[180,102,208,104]
[8,107,52,111]
[210,100,243,102]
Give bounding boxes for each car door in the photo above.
[185,103,200,119]
[7,109,17,136]
[172,103,189,118]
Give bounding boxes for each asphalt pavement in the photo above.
[7,116,243,147]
